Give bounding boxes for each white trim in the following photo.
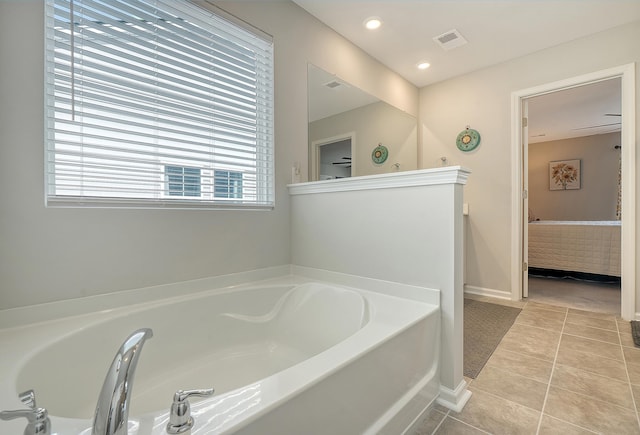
[511,63,636,320]
[288,166,471,195]
[464,285,512,300]
[437,380,472,412]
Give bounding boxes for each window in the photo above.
[214,170,243,199]
[45,0,274,209]
[166,165,201,197]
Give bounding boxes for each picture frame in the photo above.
[549,159,581,190]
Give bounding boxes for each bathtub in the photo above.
[0,275,440,434]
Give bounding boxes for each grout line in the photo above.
[560,331,622,346]
[540,415,600,435]
[443,414,493,435]
[552,360,630,384]
[549,383,636,412]
[428,410,448,435]
[535,305,568,435]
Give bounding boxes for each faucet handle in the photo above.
[174,388,215,403]
[19,390,36,409]
[0,407,51,435]
[166,388,214,434]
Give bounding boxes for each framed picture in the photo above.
[549,159,581,190]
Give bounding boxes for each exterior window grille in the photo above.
[214,170,243,199]
[166,166,201,197]
[45,0,274,209]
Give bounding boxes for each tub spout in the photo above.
[92,328,153,435]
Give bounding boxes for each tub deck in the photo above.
[0,272,441,435]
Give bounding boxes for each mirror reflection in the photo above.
[307,64,418,181]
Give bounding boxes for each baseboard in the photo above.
[436,380,472,412]
[464,284,511,300]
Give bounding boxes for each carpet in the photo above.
[631,321,640,347]
[464,299,522,379]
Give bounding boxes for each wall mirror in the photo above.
[307,64,418,181]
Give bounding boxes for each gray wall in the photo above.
[309,101,418,177]
[419,20,640,301]
[528,132,621,221]
[0,1,416,310]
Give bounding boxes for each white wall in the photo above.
[289,168,469,409]
[529,132,621,221]
[0,1,416,310]
[419,20,640,301]
[309,101,418,177]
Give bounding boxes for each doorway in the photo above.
[511,64,636,320]
[310,133,354,181]
[526,79,622,313]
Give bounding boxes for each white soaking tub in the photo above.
[0,276,440,434]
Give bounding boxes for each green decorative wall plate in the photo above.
[372,144,388,164]
[456,128,481,152]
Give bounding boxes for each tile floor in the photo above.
[528,275,621,314]
[414,298,640,434]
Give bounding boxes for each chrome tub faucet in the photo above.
[92,328,153,435]
[0,390,50,435]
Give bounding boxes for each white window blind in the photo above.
[45,0,274,209]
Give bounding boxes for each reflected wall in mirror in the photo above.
[307,64,418,181]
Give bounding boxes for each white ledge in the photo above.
[287,166,471,195]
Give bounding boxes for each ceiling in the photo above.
[292,0,637,143]
[527,78,622,144]
[291,0,640,88]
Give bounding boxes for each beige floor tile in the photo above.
[619,319,632,332]
[433,403,451,414]
[631,384,640,412]
[626,361,640,386]
[485,347,553,384]
[621,336,637,348]
[414,408,447,435]
[524,301,568,313]
[460,286,638,434]
[515,309,565,331]
[559,334,623,361]
[624,346,640,365]
[471,365,547,410]
[538,414,599,434]
[551,364,634,409]
[555,346,628,382]
[568,308,618,321]
[434,417,487,434]
[527,277,620,315]
[451,389,540,435]
[562,322,620,344]
[565,312,618,331]
[544,386,640,434]
[499,323,561,361]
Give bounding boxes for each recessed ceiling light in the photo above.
[417,62,431,70]
[364,17,382,30]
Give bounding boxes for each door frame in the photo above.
[309,132,356,181]
[510,63,636,320]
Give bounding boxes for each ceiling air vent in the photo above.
[433,29,468,51]
[324,80,345,90]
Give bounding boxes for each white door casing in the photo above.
[511,63,636,320]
